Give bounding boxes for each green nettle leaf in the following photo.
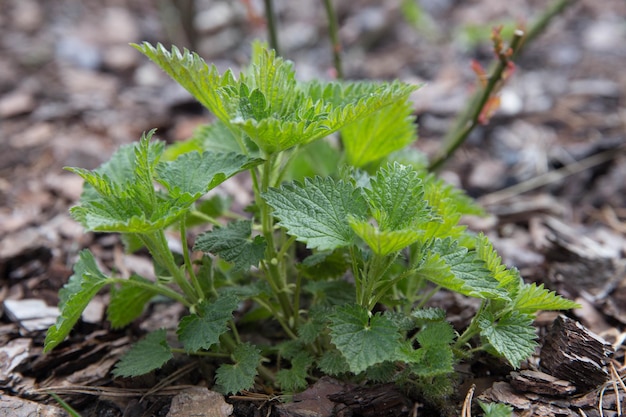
[44,250,111,352]
[299,250,350,280]
[177,295,239,352]
[68,130,261,234]
[287,139,341,182]
[164,121,257,161]
[67,131,167,233]
[365,361,397,383]
[474,233,522,294]
[514,282,579,313]
[276,352,313,391]
[112,329,173,377]
[396,323,456,377]
[303,281,356,306]
[411,307,446,322]
[415,321,456,348]
[215,343,262,394]
[478,400,513,417]
[478,311,537,368]
[194,221,266,271]
[365,162,432,231]
[156,151,263,199]
[329,304,402,374]
[422,238,510,300]
[349,219,420,256]
[264,177,368,251]
[342,99,418,167]
[107,275,159,329]
[318,350,350,376]
[135,42,417,155]
[298,312,327,344]
[411,345,455,377]
[414,173,484,241]
[421,172,484,217]
[133,42,236,123]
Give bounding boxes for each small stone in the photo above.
[103,45,139,72]
[55,37,102,70]
[102,7,139,44]
[0,338,31,384]
[498,88,523,115]
[0,91,36,118]
[0,395,67,417]
[583,19,626,52]
[195,3,238,33]
[12,0,43,33]
[196,28,243,58]
[167,387,233,417]
[3,299,59,332]
[468,158,507,190]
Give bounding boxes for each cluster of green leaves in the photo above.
[47,41,577,409]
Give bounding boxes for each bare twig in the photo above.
[428,0,579,172]
[429,29,524,172]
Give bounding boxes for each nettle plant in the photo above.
[45,42,576,400]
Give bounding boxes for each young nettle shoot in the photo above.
[47,42,577,404]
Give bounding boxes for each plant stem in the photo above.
[454,301,486,349]
[171,348,231,358]
[254,297,299,340]
[188,210,222,226]
[363,253,397,310]
[349,246,364,306]
[263,0,280,54]
[180,216,205,298]
[415,285,441,309]
[322,0,343,79]
[109,277,191,307]
[141,231,199,303]
[258,156,295,328]
[429,30,524,172]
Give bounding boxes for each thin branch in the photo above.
[323,0,343,79]
[263,0,280,54]
[428,29,524,172]
[429,0,579,172]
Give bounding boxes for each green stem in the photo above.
[188,210,222,226]
[263,0,280,54]
[109,277,191,307]
[141,231,199,303]
[230,319,242,344]
[253,297,298,340]
[364,254,397,310]
[180,217,205,298]
[415,285,441,309]
[322,0,343,79]
[367,267,415,309]
[171,348,230,358]
[257,156,296,328]
[454,301,487,350]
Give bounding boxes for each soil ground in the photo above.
[1,0,626,416]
